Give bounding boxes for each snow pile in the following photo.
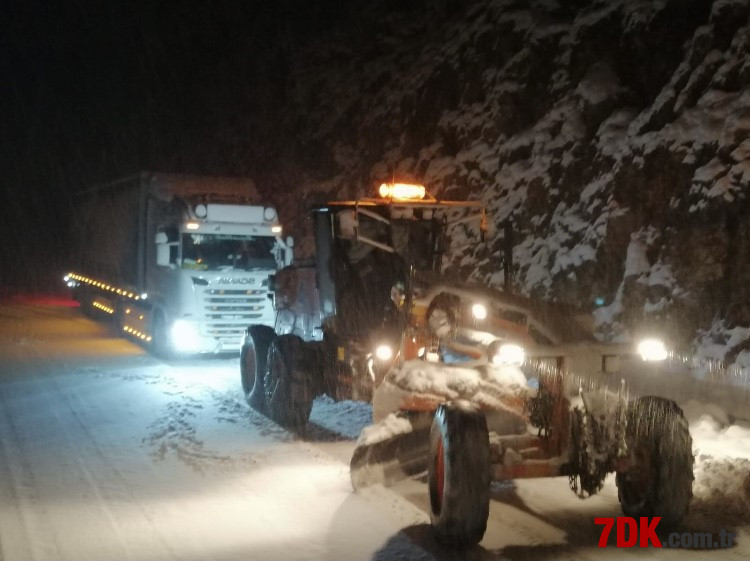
[696,318,750,364]
[486,363,529,388]
[309,395,373,439]
[688,401,750,521]
[356,412,413,447]
[692,455,750,520]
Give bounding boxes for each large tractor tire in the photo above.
[264,334,314,433]
[616,396,694,527]
[240,325,276,413]
[113,301,130,336]
[428,402,490,546]
[150,312,175,360]
[77,288,96,318]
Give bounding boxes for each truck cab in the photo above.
[145,202,293,355]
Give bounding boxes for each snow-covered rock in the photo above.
[252,0,750,367]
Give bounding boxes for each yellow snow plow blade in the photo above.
[349,411,433,490]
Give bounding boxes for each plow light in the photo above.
[378,182,426,200]
[375,344,394,361]
[637,338,668,362]
[471,303,487,320]
[492,343,525,366]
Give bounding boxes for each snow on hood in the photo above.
[368,359,532,422]
[389,359,529,397]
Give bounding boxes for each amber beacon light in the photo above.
[378,182,426,200]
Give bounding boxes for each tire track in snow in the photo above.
[142,380,287,473]
[0,382,62,560]
[14,351,181,560]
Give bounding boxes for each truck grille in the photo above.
[200,288,272,337]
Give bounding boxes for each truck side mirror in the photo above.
[155,232,172,267]
[156,244,171,267]
[284,236,294,266]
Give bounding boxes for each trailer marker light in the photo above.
[271,225,282,234]
[92,301,114,314]
[186,222,200,230]
[123,325,152,342]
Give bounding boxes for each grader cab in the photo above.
[239,182,488,426]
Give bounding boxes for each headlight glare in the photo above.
[375,344,393,361]
[170,319,201,352]
[492,343,525,366]
[472,303,488,320]
[637,338,668,362]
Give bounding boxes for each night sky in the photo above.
[0,0,354,290]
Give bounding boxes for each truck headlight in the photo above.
[637,338,668,362]
[471,303,488,320]
[375,344,393,361]
[492,343,525,366]
[171,319,201,352]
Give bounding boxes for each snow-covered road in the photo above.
[0,300,430,560]
[0,298,747,560]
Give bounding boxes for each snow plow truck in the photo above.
[240,182,694,546]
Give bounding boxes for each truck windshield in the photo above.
[181,233,277,271]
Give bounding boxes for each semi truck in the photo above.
[65,171,292,356]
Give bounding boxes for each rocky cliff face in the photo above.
[259,0,750,360]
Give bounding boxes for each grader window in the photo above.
[391,220,442,273]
